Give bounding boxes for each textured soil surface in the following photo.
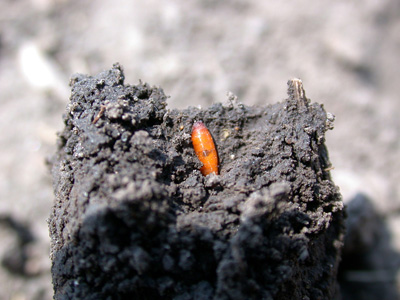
[49,64,344,299]
[1,1,400,299]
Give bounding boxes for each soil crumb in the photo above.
[49,63,344,299]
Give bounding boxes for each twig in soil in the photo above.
[288,78,309,106]
[92,105,106,124]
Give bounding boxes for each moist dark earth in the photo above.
[49,64,344,299]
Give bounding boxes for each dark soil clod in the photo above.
[49,64,345,300]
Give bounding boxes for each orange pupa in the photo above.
[191,121,219,176]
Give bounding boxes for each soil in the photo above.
[49,64,344,299]
[1,1,400,299]
[338,193,400,300]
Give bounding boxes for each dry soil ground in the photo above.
[0,1,399,299]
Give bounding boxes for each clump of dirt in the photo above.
[338,193,400,300]
[48,63,344,299]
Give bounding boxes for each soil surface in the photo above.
[1,1,400,299]
[49,64,344,299]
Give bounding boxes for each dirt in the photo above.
[338,193,400,300]
[48,64,344,299]
[1,1,400,299]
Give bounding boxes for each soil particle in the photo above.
[49,64,345,299]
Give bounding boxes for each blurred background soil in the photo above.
[0,0,399,299]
